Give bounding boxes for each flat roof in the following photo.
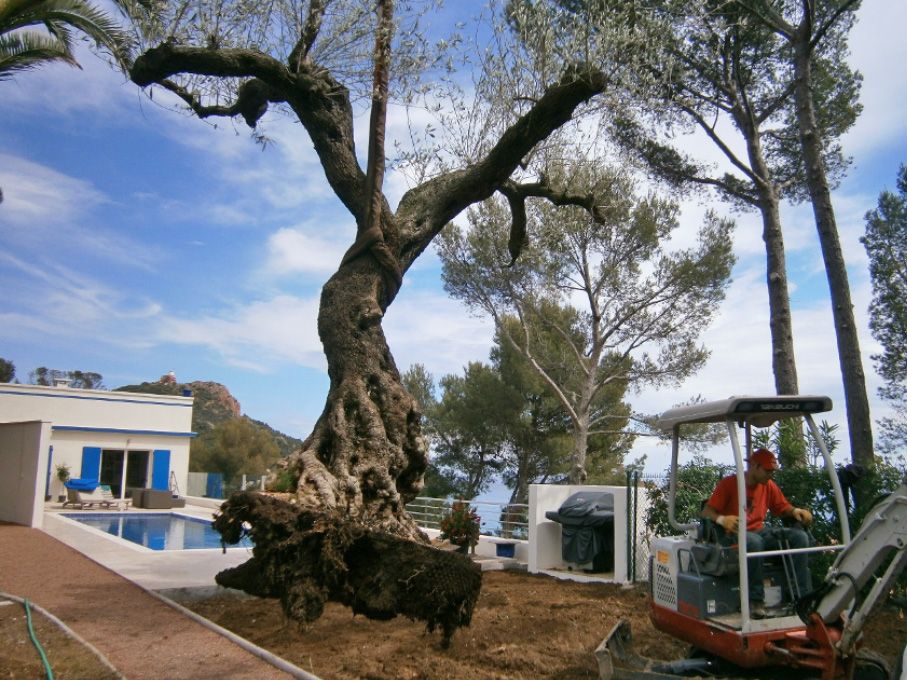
[655,395,833,432]
[0,383,193,405]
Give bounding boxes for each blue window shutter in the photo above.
[151,449,171,490]
[44,446,54,499]
[81,447,101,482]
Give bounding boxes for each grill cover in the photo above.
[545,491,615,568]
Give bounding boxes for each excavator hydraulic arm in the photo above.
[811,483,907,655]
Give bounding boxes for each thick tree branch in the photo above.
[131,44,293,87]
[341,0,402,301]
[397,65,608,260]
[131,41,366,223]
[497,174,615,265]
[289,0,326,71]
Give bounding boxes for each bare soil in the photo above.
[0,600,119,680]
[5,568,905,679]
[180,570,907,680]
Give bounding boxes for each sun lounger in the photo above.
[63,483,128,510]
[98,484,129,510]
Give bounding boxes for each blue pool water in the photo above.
[63,513,252,551]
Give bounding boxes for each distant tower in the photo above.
[160,370,177,385]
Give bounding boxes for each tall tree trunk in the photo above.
[754,179,800,397]
[739,112,801,399]
[747,139,806,467]
[792,39,874,471]
[285,257,428,542]
[569,421,589,484]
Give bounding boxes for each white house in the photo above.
[0,383,194,528]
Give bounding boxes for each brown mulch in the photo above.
[0,522,294,680]
[178,569,907,680]
[2,521,905,679]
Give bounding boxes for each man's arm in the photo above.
[771,482,813,526]
[780,506,814,526]
[702,502,739,532]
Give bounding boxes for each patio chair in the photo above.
[64,483,126,510]
[98,484,128,510]
[133,488,174,509]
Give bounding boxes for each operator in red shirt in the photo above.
[701,448,814,617]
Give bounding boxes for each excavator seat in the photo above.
[691,518,739,576]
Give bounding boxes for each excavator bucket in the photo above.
[595,620,724,680]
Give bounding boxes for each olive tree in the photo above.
[121,0,668,640]
[124,0,668,533]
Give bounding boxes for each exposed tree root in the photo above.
[213,491,482,647]
[274,368,428,542]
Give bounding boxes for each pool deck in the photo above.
[43,503,254,590]
[0,513,300,679]
[1,500,525,679]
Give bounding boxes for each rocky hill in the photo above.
[115,375,303,457]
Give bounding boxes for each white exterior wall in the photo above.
[529,484,632,583]
[0,384,193,521]
[0,384,193,432]
[0,421,52,527]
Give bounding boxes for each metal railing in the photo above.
[405,497,529,540]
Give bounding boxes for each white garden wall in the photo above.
[528,483,651,584]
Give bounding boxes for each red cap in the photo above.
[749,448,779,470]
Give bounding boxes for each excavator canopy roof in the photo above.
[656,394,833,432]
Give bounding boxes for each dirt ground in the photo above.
[1,600,119,680]
[5,569,906,679]
[180,569,907,680]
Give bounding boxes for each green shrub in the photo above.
[267,468,295,493]
[439,501,481,547]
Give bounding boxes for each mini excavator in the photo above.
[597,395,907,680]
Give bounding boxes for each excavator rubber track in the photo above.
[595,619,737,680]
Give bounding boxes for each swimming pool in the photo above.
[62,512,253,551]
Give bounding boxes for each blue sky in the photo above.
[2,3,907,477]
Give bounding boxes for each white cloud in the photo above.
[0,154,107,227]
[843,3,907,156]
[263,225,353,277]
[384,285,495,379]
[0,253,162,345]
[0,154,161,268]
[155,294,324,371]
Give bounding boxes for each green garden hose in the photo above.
[23,598,54,680]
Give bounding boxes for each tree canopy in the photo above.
[190,417,282,484]
[29,366,104,389]
[438,163,734,482]
[862,164,907,453]
[0,358,14,383]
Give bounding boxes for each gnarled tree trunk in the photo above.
[284,256,428,541]
[130,32,608,640]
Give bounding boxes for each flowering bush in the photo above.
[439,501,481,548]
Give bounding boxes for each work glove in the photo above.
[792,507,813,526]
[716,514,739,532]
